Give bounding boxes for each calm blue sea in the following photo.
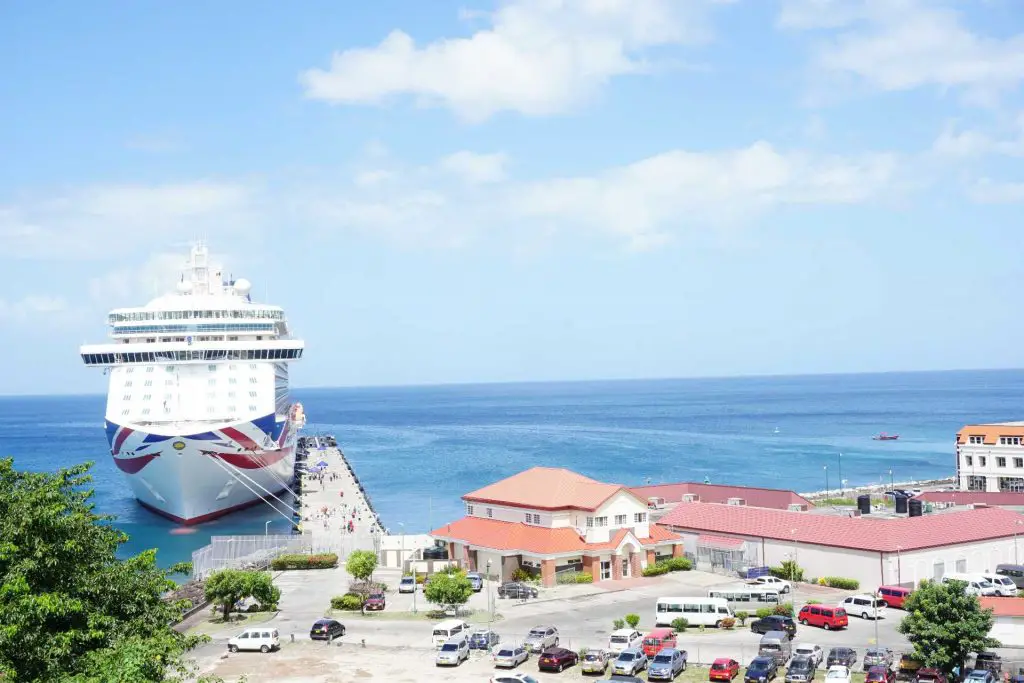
[2,370,1022,567]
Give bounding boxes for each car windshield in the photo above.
[791,661,811,670]
[497,649,513,656]
[528,630,545,637]
[585,653,601,661]
[400,577,413,583]
[654,655,673,663]
[713,662,730,670]
[797,649,814,656]
[762,645,780,652]
[432,629,446,636]
[369,594,383,600]
[750,661,770,671]
[441,644,457,651]
[827,671,848,679]
[978,580,993,587]
[618,653,636,661]
[612,635,629,643]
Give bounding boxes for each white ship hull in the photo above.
[104,413,298,524]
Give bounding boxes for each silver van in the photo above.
[760,631,793,665]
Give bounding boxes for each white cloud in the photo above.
[87,252,187,307]
[438,151,508,184]
[932,116,1024,157]
[300,0,721,121]
[780,0,1024,101]
[968,178,1024,203]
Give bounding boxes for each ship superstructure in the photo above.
[80,243,305,523]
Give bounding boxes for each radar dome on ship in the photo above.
[233,278,252,295]
[176,280,193,294]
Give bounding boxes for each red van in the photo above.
[878,585,912,609]
[797,603,848,630]
[641,627,677,657]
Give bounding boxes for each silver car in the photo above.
[581,649,609,674]
[523,625,559,652]
[648,648,687,680]
[492,644,529,668]
[612,648,648,676]
[435,636,469,666]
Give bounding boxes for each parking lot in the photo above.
[189,567,916,681]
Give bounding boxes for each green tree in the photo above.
[898,579,999,675]
[625,613,641,628]
[345,550,378,589]
[423,567,473,615]
[203,569,281,620]
[0,458,209,682]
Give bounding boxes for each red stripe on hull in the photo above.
[220,426,261,451]
[203,449,289,469]
[136,487,290,525]
[113,453,160,474]
[112,427,134,455]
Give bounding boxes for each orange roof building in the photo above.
[955,422,1024,494]
[430,467,684,587]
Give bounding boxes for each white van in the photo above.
[839,594,887,620]
[227,627,280,653]
[981,573,1019,596]
[608,628,643,654]
[431,619,471,648]
[942,573,999,596]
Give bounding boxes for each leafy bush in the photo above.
[671,617,688,631]
[755,607,773,619]
[511,568,533,582]
[820,576,860,590]
[270,553,338,570]
[642,563,670,577]
[625,613,641,628]
[720,617,736,629]
[613,618,626,630]
[330,593,365,610]
[415,573,427,584]
[773,602,794,617]
[770,560,804,582]
[735,610,749,625]
[556,571,594,584]
[662,557,692,572]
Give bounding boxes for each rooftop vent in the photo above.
[788,503,809,512]
[682,494,700,503]
[727,497,746,506]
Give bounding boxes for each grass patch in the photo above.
[186,611,278,636]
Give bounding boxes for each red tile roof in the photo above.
[980,597,1024,617]
[657,502,1024,552]
[916,491,1024,506]
[699,534,745,549]
[464,467,642,511]
[430,516,680,555]
[631,482,813,510]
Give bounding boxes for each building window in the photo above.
[1001,436,1023,446]
[249,391,258,398]
[208,378,216,386]
[466,504,474,516]
[586,516,594,528]
[249,405,257,412]
[969,435,984,444]
[144,380,152,387]
[122,394,130,401]
[208,364,216,371]
[980,457,987,467]
[121,408,129,416]
[998,457,1008,468]
[965,455,973,466]
[124,381,132,387]
[525,513,540,524]
[250,377,258,384]
[142,394,151,400]
[956,559,967,573]
[634,512,647,523]
[1000,477,1024,493]
[614,514,627,526]
[145,366,154,372]
[594,516,607,527]
[486,508,493,518]
[932,561,945,580]
[1015,458,1023,468]
[229,377,238,384]
[967,475,986,491]
[141,408,150,415]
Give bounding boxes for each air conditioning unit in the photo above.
[727,498,746,506]
[682,494,700,503]
[788,504,808,512]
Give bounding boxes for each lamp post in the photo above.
[824,465,829,505]
[838,453,843,497]
[265,520,272,536]
[486,559,493,628]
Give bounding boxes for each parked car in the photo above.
[490,674,540,683]
[751,615,797,638]
[863,648,894,669]
[608,628,644,654]
[398,575,417,593]
[363,593,385,611]
[492,644,529,668]
[915,668,948,683]
[642,627,678,657]
[711,658,742,681]
[581,649,610,674]
[798,604,848,630]
[537,647,578,672]
[745,656,779,683]
[498,581,538,599]
[228,627,280,653]
[648,648,688,681]
[793,644,823,668]
[470,628,500,649]
[975,653,1003,673]
[435,636,470,666]
[786,656,817,683]
[523,625,559,652]
[966,671,997,683]
[611,649,648,677]
[749,576,792,593]
[839,595,887,620]
[466,571,484,592]
[825,666,852,683]
[898,655,923,679]
[826,648,857,669]
[309,619,345,641]
[866,666,897,683]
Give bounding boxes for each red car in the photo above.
[363,593,385,611]
[538,647,578,672]
[917,669,949,683]
[711,657,740,681]
[867,666,896,683]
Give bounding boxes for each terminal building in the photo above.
[956,422,1024,492]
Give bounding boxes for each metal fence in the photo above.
[191,534,311,579]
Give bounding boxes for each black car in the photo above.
[826,648,858,669]
[309,618,345,640]
[746,656,779,683]
[750,615,796,639]
[498,581,538,599]
[975,653,1003,673]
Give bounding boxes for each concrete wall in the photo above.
[991,617,1024,648]
[585,491,651,543]
[893,537,1018,586]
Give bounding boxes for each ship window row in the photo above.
[82,348,302,364]
[112,323,276,334]
[109,309,283,323]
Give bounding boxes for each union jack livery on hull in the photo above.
[81,243,306,524]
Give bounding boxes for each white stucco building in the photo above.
[980,597,1024,648]
[658,501,1024,590]
[956,423,1024,492]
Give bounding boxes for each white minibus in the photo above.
[655,597,732,627]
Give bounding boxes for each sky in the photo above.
[1,0,1023,396]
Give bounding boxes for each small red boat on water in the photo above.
[873,432,900,441]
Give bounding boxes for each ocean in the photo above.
[2,369,1021,568]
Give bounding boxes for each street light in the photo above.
[889,469,894,492]
[265,520,272,536]
[824,465,829,506]
[486,559,493,628]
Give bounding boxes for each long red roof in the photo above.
[657,502,1024,552]
[631,482,813,510]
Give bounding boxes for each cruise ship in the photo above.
[80,243,305,524]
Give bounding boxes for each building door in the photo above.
[621,556,630,578]
[600,561,611,580]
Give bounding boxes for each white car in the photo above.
[489,673,540,683]
[839,595,887,620]
[608,628,643,654]
[826,665,852,683]
[227,627,280,653]
[493,645,529,668]
[750,575,792,593]
[794,644,824,668]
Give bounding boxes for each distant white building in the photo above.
[956,423,1024,492]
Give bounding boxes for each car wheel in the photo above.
[228,645,238,653]
[554,638,559,646]
[341,627,346,636]
[715,620,722,628]
[862,612,869,620]
[801,619,808,626]
[260,645,270,653]
[824,623,831,630]
[683,661,687,672]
